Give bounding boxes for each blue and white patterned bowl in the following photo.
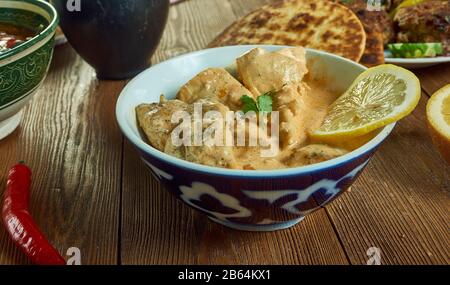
[116,45,396,231]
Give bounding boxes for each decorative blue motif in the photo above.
[159,160,372,223]
[242,159,370,215]
[178,182,252,220]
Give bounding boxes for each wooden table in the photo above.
[1,0,449,265]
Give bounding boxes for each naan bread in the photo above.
[177,67,254,111]
[208,0,366,62]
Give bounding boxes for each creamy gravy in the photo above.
[136,47,371,170]
[230,79,348,170]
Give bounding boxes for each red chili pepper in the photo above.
[2,162,65,265]
[5,38,17,49]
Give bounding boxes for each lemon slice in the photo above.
[426,84,450,163]
[311,64,421,141]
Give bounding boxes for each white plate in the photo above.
[384,50,450,69]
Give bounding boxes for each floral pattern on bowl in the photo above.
[137,148,378,231]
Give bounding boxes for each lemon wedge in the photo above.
[426,84,450,164]
[312,64,421,142]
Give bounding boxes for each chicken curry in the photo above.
[136,47,368,170]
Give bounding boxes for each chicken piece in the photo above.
[165,137,237,169]
[236,47,308,96]
[275,84,308,149]
[233,146,286,170]
[165,99,237,168]
[284,144,348,167]
[236,47,310,149]
[394,1,450,54]
[136,98,189,151]
[275,79,339,150]
[177,68,254,111]
[184,143,237,169]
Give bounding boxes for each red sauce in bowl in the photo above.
[0,23,36,53]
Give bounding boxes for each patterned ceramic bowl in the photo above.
[0,0,58,140]
[116,45,396,231]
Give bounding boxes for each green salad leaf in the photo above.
[388,43,443,58]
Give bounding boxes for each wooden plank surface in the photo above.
[415,64,450,96]
[0,0,449,265]
[0,45,125,265]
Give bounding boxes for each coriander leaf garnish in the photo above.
[240,95,259,113]
[257,92,273,113]
[240,91,273,114]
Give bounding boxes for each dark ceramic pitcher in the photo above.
[51,0,169,79]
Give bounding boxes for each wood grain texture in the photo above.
[414,64,450,96]
[0,45,124,265]
[120,0,349,265]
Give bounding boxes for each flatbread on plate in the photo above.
[209,0,366,62]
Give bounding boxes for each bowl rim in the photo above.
[0,0,59,61]
[116,45,397,178]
